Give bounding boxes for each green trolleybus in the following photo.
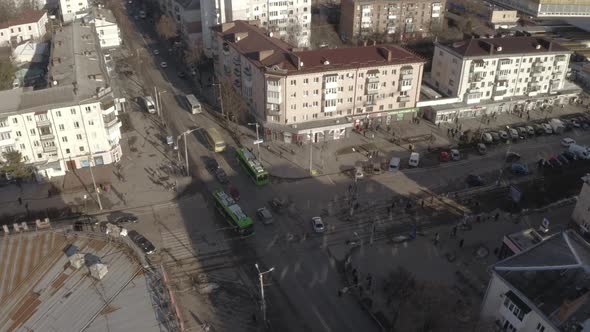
[236,147,270,185]
[212,190,254,237]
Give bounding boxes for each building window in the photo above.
[62,137,68,142]
[314,77,319,83]
[290,79,296,86]
[76,134,83,140]
[34,141,39,147]
[71,108,76,115]
[303,78,309,84]
[66,148,70,154]
[80,146,84,152]
[12,118,17,124]
[74,122,80,128]
[26,115,32,121]
[59,124,65,130]
[0,132,11,140]
[85,106,91,113]
[88,120,94,126]
[16,131,22,137]
[37,153,42,158]
[30,129,36,135]
[536,323,545,332]
[56,111,61,117]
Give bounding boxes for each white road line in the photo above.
[311,304,333,332]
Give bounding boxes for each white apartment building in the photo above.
[212,21,424,143]
[0,11,48,47]
[59,0,89,22]
[480,230,590,332]
[423,37,581,124]
[0,21,123,179]
[91,8,121,49]
[202,0,311,56]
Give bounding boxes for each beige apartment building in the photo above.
[212,20,424,143]
[339,0,445,43]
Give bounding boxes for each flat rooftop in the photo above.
[493,230,590,330]
[0,231,161,332]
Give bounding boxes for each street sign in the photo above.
[253,139,264,145]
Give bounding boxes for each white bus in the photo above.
[186,94,202,114]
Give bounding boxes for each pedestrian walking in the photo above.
[48,189,51,198]
[459,238,465,248]
[434,233,440,246]
[18,197,22,205]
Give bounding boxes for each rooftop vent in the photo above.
[89,262,108,280]
[497,46,503,52]
[322,57,330,65]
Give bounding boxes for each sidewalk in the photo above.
[239,103,587,179]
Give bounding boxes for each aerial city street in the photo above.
[0,0,590,331]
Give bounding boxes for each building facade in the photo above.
[91,8,121,49]
[212,21,424,144]
[59,0,89,22]
[572,174,590,236]
[0,11,48,47]
[155,0,202,48]
[202,0,311,56]
[423,37,582,124]
[489,0,590,17]
[481,230,590,332]
[339,0,444,42]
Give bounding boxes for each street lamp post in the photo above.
[255,263,275,324]
[248,122,262,160]
[87,154,103,210]
[178,128,200,176]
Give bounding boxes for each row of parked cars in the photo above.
[481,115,590,144]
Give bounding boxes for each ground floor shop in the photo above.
[424,92,581,125]
[262,107,419,144]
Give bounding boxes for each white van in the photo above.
[389,157,401,172]
[569,144,590,160]
[185,94,202,114]
[142,96,156,114]
[408,152,420,167]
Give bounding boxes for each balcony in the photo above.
[554,56,567,65]
[266,104,281,115]
[498,60,512,69]
[366,85,379,95]
[42,144,57,153]
[471,60,486,72]
[233,56,241,65]
[244,66,252,77]
[398,95,411,103]
[103,114,120,128]
[469,74,484,82]
[39,133,54,141]
[36,119,51,127]
[366,76,379,84]
[234,67,241,76]
[532,66,544,73]
[401,73,413,80]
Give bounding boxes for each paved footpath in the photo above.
[238,103,588,179]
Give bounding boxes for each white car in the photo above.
[561,137,576,147]
[311,217,325,233]
[160,61,168,68]
[153,49,160,55]
[354,167,364,180]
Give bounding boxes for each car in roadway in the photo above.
[153,49,160,55]
[534,124,545,135]
[177,71,187,79]
[215,167,229,184]
[466,174,484,187]
[270,198,285,212]
[489,131,500,143]
[204,157,219,173]
[511,163,529,175]
[571,119,581,128]
[311,216,325,233]
[107,212,138,224]
[128,230,156,255]
[562,150,577,161]
[354,166,364,180]
[561,137,576,147]
[257,207,274,225]
[160,61,168,68]
[508,128,519,140]
[505,151,521,162]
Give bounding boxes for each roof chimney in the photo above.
[233,32,248,42]
[377,47,393,62]
[287,52,302,69]
[257,49,274,61]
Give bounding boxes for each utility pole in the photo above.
[178,128,200,176]
[154,86,160,117]
[255,263,275,325]
[248,122,262,160]
[309,130,313,175]
[87,154,103,210]
[184,133,189,176]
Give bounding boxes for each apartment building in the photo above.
[91,7,121,49]
[59,0,89,22]
[202,0,311,56]
[212,21,424,143]
[480,230,590,332]
[0,21,122,179]
[339,0,445,42]
[0,11,48,47]
[572,174,590,236]
[424,36,581,124]
[489,0,590,17]
[155,0,202,48]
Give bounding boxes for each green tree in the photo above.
[0,61,16,91]
[1,151,32,180]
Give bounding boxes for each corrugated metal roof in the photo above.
[0,231,161,332]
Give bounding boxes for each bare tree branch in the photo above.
[156,15,178,40]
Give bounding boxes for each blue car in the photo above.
[511,163,529,175]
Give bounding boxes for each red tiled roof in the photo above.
[0,10,46,29]
[213,20,423,75]
[441,36,570,57]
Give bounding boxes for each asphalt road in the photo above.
[116,6,590,331]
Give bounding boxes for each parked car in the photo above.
[450,149,461,161]
[466,174,484,187]
[526,126,535,136]
[107,212,138,224]
[498,130,509,140]
[128,230,156,255]
[562,150,577,161]
[311,216,325,233]
[153,49,160,55]
[490,131,500,143]
[534,124,545,135]
[517,127,528,137]
[215,167,229,184]
[542,123,553,135]
[548,157,562,168]
[257,207,274,225]
[270,198,286,212]
[481,133,493,144]
[571,119,581,128]
[511,163,529,175]
[204,157,219,173]
[561,137,576,147]
[408,152,420,167]
[556,154,569,165]
[505,151,521,162]
[508,128,519,140]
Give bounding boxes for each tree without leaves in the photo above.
[219,78,247,124]
[0,61,16,91]
[184,45,204,66]
[1,151,32,180]
[285,21,303,46]
[156,15,178,40]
